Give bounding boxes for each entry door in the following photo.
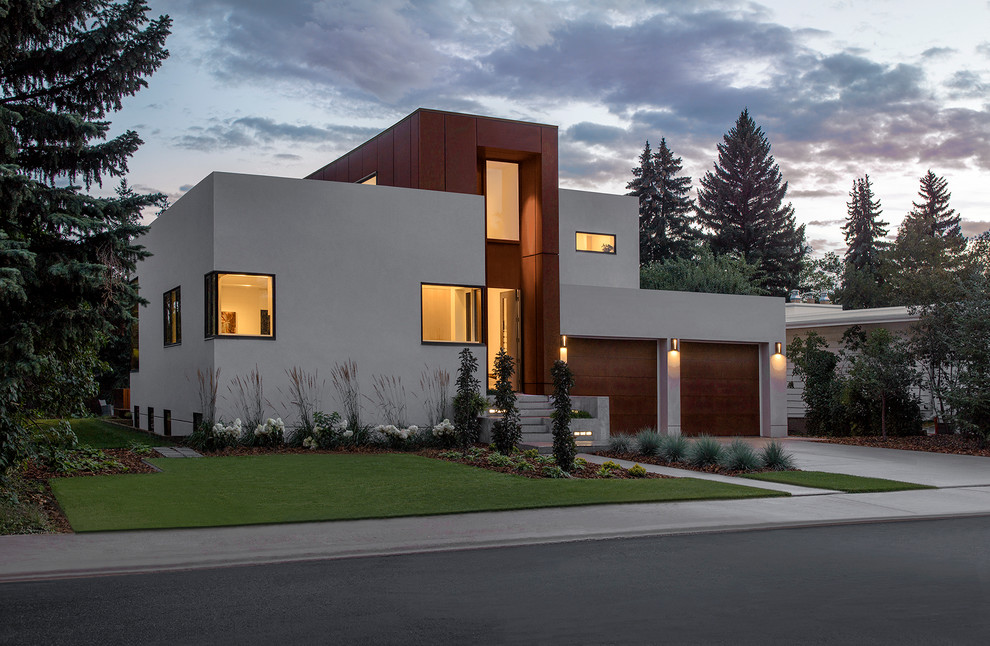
[488,288,521,390]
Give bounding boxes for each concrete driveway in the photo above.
[728,437,990,488]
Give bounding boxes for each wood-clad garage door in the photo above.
[681,342,760,436]
[567,338,656,435]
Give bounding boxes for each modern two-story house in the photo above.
[130,109,788,438]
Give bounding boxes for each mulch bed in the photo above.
[594,451,787,477]
[802,434,990,457]
[420,448,671,479]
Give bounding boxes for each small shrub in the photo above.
[523,448,539,459]
[595,465,615,477]
[688,436,724,468]
[253,418,285,448]
[570,409,592,419]
[542,465,568,478]
[375,424,419,449]
[659,435,690,463]
[514,459,535,472]
[628,464,648,478]
[431,418,458,448]
[535,454,556,465]
[189,418,243,451]
[303,411,353,449]
[635,428,662,457]
[437,450,463,460]
[720,439,761,471]
[573,457,588,468]
[128,442,153,456]
[32,421,78,463]
[601,460,621,471]
[487,452,515,468]
[607,434,633,454]
[466,446,487,460]
[760,440,796,471]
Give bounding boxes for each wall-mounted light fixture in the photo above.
[775,342,783,355]
[559,335,568,362]
[670,338,679,352]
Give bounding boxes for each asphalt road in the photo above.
[3,516,989,645]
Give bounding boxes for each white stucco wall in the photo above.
[132,172,488,435]
[130,175,216,435]
[558,189,639,289]
[560,284,788,437]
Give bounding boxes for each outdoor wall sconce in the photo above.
[559,335,568,362]
[670,338,679,352]
[775,342,783,355]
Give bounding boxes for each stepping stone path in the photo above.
[153,447,203,458]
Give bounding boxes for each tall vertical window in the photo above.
[485,161,519,241]
[205,272,275,338]
[163,286,181,346]
[421,284,483,343]
[130,279,139,370]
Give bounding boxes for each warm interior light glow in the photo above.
[422,285,482,343]
[487,287,521,390]
[485,161,519,240]
[575,231,616,253]
[559,346,568,363]
[217,274,272,337]
[360,174,377,185]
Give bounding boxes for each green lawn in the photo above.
[743,470,934,493]
[37,418,173,449]
[51,453,787,532]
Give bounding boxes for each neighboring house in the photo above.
[785,303,931,432]
[130,109,787,438]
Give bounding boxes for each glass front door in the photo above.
[487,288,521,391]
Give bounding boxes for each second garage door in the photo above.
[680,342,760,436]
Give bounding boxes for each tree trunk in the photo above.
[881,392,887,440]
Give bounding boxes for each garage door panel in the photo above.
[569,337,656,435]
[681,342,759,436]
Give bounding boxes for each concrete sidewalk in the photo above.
[3,484,990,583]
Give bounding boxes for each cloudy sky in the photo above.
[114,0,990,255]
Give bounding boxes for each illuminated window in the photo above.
[576,231,616,254]
[359,174,377,185]
[485,161,519,240]
[163,286,180,346]
[422,284,483,343]
[205,272,275,338]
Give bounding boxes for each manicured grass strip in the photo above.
[37,418,173,449]
[742,470,935,493]
[51,454,787,532]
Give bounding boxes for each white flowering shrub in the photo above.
[432,418,457,447]
[188,418,243,451]
[305,411,354,449]
[253,417,285,448]
[376,423,419,448]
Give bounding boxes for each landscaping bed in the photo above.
[804,434,990,458]
[594,450,788,478]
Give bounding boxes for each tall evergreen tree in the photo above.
[839,175,890,309]
[627,138,696,265]
[1,0,170,480]
[695,109,807,296]
[889,170,967,306]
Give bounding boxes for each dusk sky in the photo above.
[115,1,990,256]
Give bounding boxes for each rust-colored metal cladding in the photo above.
[567,338,658,434]
[376,129,394,186]
[306,109,561,395]
[680,342,760,436]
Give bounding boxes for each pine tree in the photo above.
[628,139,696,265]
[1,1,171,480]
[839,175,890,309]
[695,110,807,296]
[889,171,967,306]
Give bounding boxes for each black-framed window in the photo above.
[421,283,483,344]
[130,278,140,370]
[163,286,181,346]
[205,272,276,339]
[576,231,616,254]
[358,173,377,185]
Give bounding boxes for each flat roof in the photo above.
[785,303,918,328]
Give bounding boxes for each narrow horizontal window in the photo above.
[576,231,616,254]
[205,272,275,339]
[163,286,181,346]
[422,284,483,343]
